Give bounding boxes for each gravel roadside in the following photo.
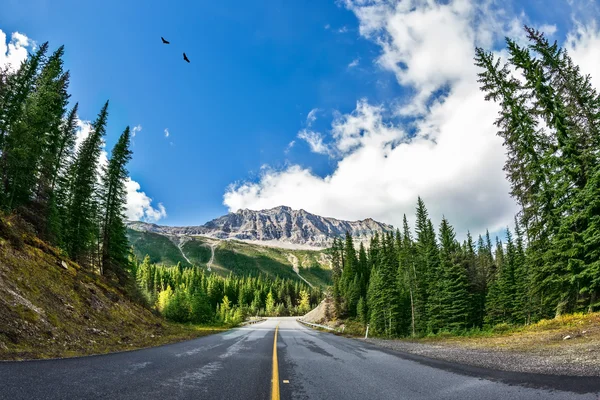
[365,338,600,377]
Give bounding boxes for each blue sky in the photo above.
[1,0,393,225]
[1,0,599,238]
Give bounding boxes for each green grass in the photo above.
[181,238,212,264]
[214,241,298,280]
[127,229,190,266]
[297,265,332,288]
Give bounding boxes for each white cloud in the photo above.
[538,24,558,36]
[348,58,360,68]
[224,3,600,238]
[132,125,142,137]
[285,140,296,154]
[224,0,527,237]
[325,24,331,30]
[0,29,32,72]
[306,108,319,127]
[566,21,600,90]
[164,128,170,138]
[338,26,349,33]
[124,179,167,222]
[297,129,331,155]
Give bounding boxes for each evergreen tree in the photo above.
[64,101,109,266]
[432,218,470,332]
[100,126,132,282]
[47,103,79,245]
[2,45,69,213]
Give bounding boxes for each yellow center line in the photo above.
[272,321,281,400]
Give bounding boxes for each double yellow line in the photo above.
[271,322,280,400]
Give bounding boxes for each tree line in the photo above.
[331,28,600,337]
[0,42,133,282]
[134,255,322,324]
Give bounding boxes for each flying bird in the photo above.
[161,37,170,44]
[183,52,190,63]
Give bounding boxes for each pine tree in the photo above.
[0,42,49,161]
[432,218,470,332]
[2,44,69,213]
[415,197,438,333]
[64,101,109,266]
[398,214,418,336]
[100,126,132,281]
[298,290,311,315]
[47,103,79,245]
[356,296,367,326]
[265,290,275,315]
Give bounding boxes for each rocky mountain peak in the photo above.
[127,206,394,248]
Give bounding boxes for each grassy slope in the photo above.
[0,219,225,360]
[321,310,600,360]
[181,238,212,264]
[127,229,333,287]
[213,240,332,287]
[127,229,191,267]
[415,312,600,354]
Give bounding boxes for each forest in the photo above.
[133,255,322,324]
[0,42,133,284]
[331,28,600,337]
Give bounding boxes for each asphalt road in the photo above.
[1,317,598,399]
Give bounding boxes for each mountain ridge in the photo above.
[127,206,393,248]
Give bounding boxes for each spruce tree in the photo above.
[64,101,109,266]
[433,218,470,332]
[100,126,132,281]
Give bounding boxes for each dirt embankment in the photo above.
[0,216,223,360]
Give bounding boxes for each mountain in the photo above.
[126,229,333,287]
[127,206,393,248]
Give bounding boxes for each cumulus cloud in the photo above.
[0,29,32,72]
[225,2,600,237]
[348,58,360,68]
[566,21,600,89]
[124,179,167,222]
[164,128,170,138]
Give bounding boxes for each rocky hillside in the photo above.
[0,215,222,360]
[127,206,393,248]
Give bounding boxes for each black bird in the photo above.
[183,53,190,63]
[161,37,170,44]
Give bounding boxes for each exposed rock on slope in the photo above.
[127,206,393,248]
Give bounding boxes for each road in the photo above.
[0,318,598,399]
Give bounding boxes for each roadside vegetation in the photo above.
[325,28,600,341]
